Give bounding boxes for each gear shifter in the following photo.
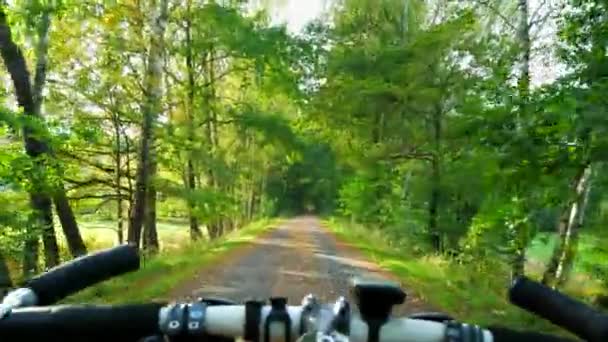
[351,277,405,321]
[351,278,405,342]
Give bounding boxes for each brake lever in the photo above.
[298,295,352,342]
[297,331,349,342]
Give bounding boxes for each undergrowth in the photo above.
[323,218,587,338]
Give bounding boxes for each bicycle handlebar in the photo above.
[26,244,140,305]
[509,276,608,342]
[0,304,162,342]
[0,302,575,342]
[0,244,140,319]
[0,245,602,342]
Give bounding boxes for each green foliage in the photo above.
[325,219,582,338]
[0,0,313,280]
[305,0,608,301]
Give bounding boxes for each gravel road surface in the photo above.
[170,216,431,315]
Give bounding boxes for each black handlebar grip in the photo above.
[0,303,163,342]
[488,326,578,342]
[509,276,608,342]
[26,244,140,305]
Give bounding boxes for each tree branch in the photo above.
[47,77,139,126]
[388,147,434,162]
[60,150,135,179]
[64,177,131,193]
[196,116,238,129]
[473,0,518,32]
[32,8,51,115]
[91,197,117,212]
[163,64,184,86]
[528,0,547,28]
[528,8,553,30]
[68,193,129,201]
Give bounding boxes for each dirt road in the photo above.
[171,216,430,314]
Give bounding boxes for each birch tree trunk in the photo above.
[111,112,124,244]
[129,0,169,248]
[555,169,591,286]
[542,164,593,287]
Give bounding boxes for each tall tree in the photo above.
[33,5,87,260]
[128,0,169,250]
[0,7,61,271]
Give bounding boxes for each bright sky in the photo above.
[273,0,559,85]
[270,0,327,33]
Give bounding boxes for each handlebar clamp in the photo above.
[160,302,208,336]
[444,321,485,342]
[245,299,264,342]
[264,297,291,342]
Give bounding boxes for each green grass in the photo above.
[64,219,191,251]
[62,218,281,304]
[526,233,605,299]
[527,232,602,273]
[323,218,581,338]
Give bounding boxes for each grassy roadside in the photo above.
[62,218,281,304]
[323,218,577,337]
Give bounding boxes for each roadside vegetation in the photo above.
[325,219,595,338]
[64,218,279,304]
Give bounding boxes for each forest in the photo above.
[0,0,607,319]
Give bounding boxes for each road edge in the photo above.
[64,218,283,304]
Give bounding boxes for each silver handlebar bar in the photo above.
[157,295,493,342]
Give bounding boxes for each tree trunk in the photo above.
[3,7,86,263]
[542,206,570,285]
[117,197,124,245]
[116,142,124,244]
[22,236,39,277]
[128,112,149,248]
[40,198,59,268]
[542,164,593,287]
[143,148,159,253]
[124,127,134,230]
[555,166,592,286]
[35,6,86,259]
[110,112,124,244]
[0,249,12,296]
[53,189,87,256]
[185,2,202,241]
[143,187,159,252]
[427,106,442,252]
[128,0,169,248]
[208,223,221,240]
[0,9,60,270]
[510,218,527,279]
[203,46,221,240]
[508,0,532,281]
[511,243,526,279]
[32,8,50,116]
[516,0,531,110]
[247,185,256,221]
[187,159,202,240]
[209,48,219,153]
